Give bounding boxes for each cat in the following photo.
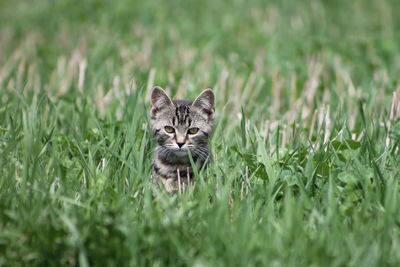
[150,86,215,193]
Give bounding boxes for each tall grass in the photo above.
[1,0,400,266]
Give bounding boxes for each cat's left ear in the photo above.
[192,88,215,118]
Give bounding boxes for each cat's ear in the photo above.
[151,86,173,115]
[192,88,215,118]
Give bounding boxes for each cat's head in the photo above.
[150,86,215,159]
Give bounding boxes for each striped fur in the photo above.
[150,86,215,193]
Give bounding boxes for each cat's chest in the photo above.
[153,160,194,180]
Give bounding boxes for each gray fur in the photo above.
[150,86,215,193]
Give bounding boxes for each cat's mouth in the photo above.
[174,146,189,151]
[170,146,191,157]
[162,144,192,157]
[173,149,188,155]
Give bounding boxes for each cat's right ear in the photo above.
[151,86,174,115]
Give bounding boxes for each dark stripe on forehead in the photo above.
[175,107,180,122]
[175,105,191,125]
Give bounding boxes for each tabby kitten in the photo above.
[150,86,215,193]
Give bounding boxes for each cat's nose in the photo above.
[177,142,185,148]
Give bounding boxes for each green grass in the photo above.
[1,0,400,266]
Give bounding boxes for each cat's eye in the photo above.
[187,127,199,135]
[164,126,175,133]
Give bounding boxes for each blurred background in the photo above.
[1,0,399,109]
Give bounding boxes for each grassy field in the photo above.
[1,0,400,266]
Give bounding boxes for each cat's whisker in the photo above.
[192,149,208,161]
